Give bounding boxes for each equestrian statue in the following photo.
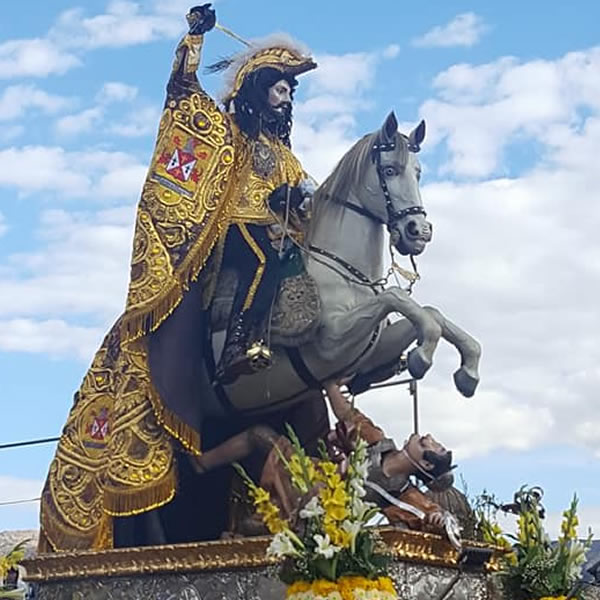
[38,4,481,552]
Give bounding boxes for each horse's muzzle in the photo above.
[391,218,433,256]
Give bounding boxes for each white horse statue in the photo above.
[205,111,480,414]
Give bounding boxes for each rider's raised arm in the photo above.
[167,4,217,102]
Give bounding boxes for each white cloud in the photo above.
[0,38,80,79]
[109,105,161,137]
[382,44,400,59]
[0,207,134,325]
[0,2,185,79]
[421,47,600,177]
[96,81,138,103]
[292,48,397,181]
[50,2,184,50]
[55,106,103,136]
[0,476,42,530]
[413,13,488,48]
[308,52,377,96]
[0,319,104,360]
[0,212,7,237]
[0,85,72,121]
[0,145,145,198]
[358,384,554,462]
[0,476,42,504]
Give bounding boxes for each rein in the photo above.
[371,136,427,231]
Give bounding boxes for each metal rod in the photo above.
[367,378,414,390]
[0,497,40,507]
[0,437,59,450]
[410,379,419,434]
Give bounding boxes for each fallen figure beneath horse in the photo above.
[188,382,462,548]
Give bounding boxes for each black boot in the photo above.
[215,313,272,384]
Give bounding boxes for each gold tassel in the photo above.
[147,381,202,455]
[120,221,228,346]
[103,466,177,517]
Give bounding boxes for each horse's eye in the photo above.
[383,166,397,177]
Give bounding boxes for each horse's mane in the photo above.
[307,131,376,243]
[307,129,409,243]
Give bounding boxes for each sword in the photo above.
[215,22,252,47]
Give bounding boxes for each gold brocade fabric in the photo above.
[40,85,307,552]
[39,322,176,551]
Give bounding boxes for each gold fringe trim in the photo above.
[120,218,232,346]
[104,466,177,517]
[39,497,101,553]
[147,380,202,456]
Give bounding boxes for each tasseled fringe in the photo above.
[148,382,202,455]
[120,219,231,346]
[103,467,177,517]
[39,500,100,553]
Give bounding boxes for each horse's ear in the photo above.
[380,111,398,144]
[408,119,426,152]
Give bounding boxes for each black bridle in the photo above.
[342,135,427,232]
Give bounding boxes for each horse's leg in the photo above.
[422,306,481,397]
[318,286,441,380]
[349,307,480,398]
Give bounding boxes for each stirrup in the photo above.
[246,341,272,371]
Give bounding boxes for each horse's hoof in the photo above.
[453,366,479,398]
[407,347,432,379]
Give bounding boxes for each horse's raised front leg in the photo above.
[318,286,442,380]
[350,305,481,398]
[422,306,481,397]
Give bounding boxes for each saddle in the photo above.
[211,248,321,347]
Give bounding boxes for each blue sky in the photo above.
[1,0,600,537]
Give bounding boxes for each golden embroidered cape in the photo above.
[39,32,312,552]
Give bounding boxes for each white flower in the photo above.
[351,496,376,521]
[341,520,362,548]
[353,457,370,481]
[342,519,362,535]
[351,477,367,498]
[267,532,297,558]
[313,533,341,558]
[299,496,325,520]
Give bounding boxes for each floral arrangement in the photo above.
[0,540,27,599]
[236,427,397,600]
[477,486,593,600]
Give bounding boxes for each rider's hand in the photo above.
[186,4,216,35]
[268,184,304,212]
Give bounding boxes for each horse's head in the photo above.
[361,112,432,256]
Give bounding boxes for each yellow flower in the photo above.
[320,484,349,522]
[287,577,398,600]
[319,461,338,478]
[286,581,310,596]
[324,522,352,549]
[312,579,338,596]
[265,515,287,534]
[252,486,270,506]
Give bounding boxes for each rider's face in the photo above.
[268,79,292,113]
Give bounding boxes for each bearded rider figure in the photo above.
[37,4,321,552]
[170,4,317,383]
